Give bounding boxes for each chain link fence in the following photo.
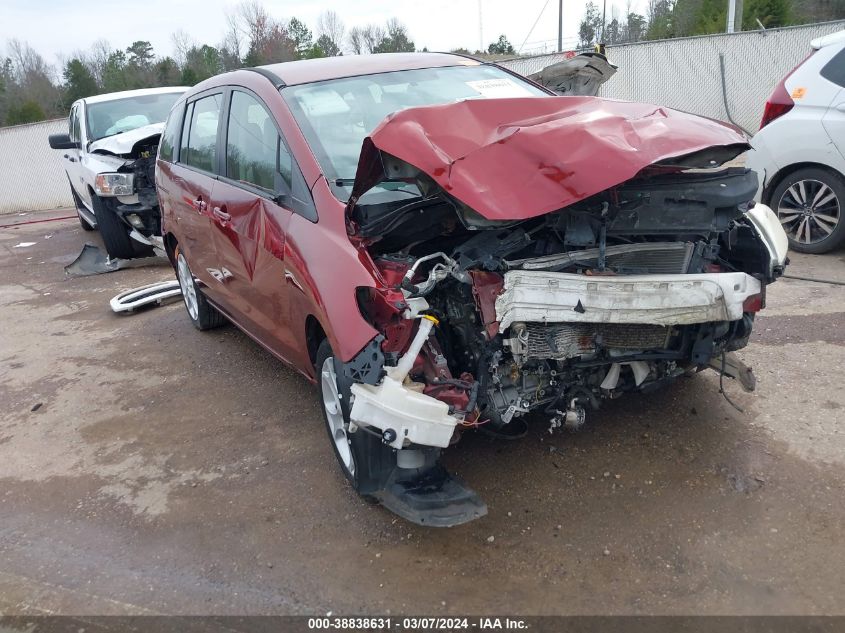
[0,118,73,215]
[2,21,843,215]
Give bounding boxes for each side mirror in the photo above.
[48,133,78,150]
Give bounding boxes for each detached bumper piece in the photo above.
[373,464,488,528]
[110,280,182,313]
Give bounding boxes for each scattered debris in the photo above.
[64,243,166,277]
[487,535,495,543]
[13,242,36,248]
[30,402,43,412]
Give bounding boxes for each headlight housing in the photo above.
[94,173,134,196]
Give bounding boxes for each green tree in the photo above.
[153,57,180,86]
[124,40,156,88]
[6,99,45,124]
[126,40,154,68]
[605,18,621,44]
[744,0,790,28]
[303,43,327,59]
[316,11,344,57]
[646,0,675,39]
[315,34,341,57]
[578,3,603,47]
[287,17,313,58]
[487,34,515,55]
[101,50,129,92]
[622,12,648,41]
[62,58,98,107]
[184,44,222,82]
[373,18,415,53]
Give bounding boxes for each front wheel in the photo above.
[90,194,136,259]
[175,250,226,331]
[771,167,845,254]
[315,339,395,495]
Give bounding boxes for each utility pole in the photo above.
[726,0,736,32]
[601,0,607,43]
[479,0,484,52]
[558,0,563,52]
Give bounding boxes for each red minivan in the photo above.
[156,53,786,527]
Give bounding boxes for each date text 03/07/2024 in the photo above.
[307,616,528,630]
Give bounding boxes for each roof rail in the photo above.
[242,67,286,89]
[430,50,489,65]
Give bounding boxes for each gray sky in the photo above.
[2,0,645,69]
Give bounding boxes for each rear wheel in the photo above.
[91,193,136,259]
[175,251,226,330]
[771,167,845,254]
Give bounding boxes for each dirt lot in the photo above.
[1,209,844,616]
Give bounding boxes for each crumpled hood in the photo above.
[88,122,165,156]
[348,96,749,222]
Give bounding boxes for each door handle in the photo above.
[836,103,845,112]
[193,198,207,213]
[213,206,231,222]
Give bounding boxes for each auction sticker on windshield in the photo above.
[465,78,535,98]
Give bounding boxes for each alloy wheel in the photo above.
[177,254,199,321]
[321,356,355,476]
[777,179,841,246]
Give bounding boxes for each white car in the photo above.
[747,29,845,253]
[49,87,187,259]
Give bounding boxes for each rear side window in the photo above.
[821,47,845,88]
[226,91,279,191]
[159,104,184,162]
[182,94,222,172]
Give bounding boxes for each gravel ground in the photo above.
[1,209,844,615]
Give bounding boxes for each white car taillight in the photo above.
[760,50,815,130]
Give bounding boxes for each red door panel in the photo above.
[210,180,296,361]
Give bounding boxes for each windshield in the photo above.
[282,65,546,196]
[86,92,184,142]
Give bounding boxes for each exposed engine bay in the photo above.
[329,95,788,526]
[346,153,785,448]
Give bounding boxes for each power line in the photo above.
[518,0,552,54]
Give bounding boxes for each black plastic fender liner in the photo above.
[373,464,488,528]
[64,243,166,277]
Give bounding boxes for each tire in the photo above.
[769,167,845,254]
[70,187,95,231]
[315,339,395,495]
[90,193,136,259]
[175,250,227,331]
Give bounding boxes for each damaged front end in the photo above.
[90,125,164,249]
[340,97,788,525]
